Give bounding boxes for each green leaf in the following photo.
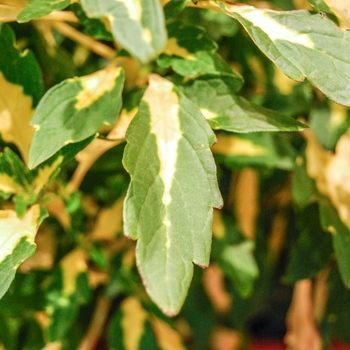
[0,24,43,106]
[221,241,259,298]
[72,3,114,41]
[109,297,158,350]
[291,149,318,209]
[176,77,307,132]
[284,203,333,283]
[163,0,190,19]
[218,4,350,106]
[17,0,70,23]
[320,200,350,287]
[45,249,90,341]
[0,205,46,300]
[158,22,243,87]
[123,74,223,315]
[212,132,297,170]
[80,0,167,63]
[308,0,333,13]
[28,63,125,169]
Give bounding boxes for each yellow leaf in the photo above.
[121,297,148,350]
[324,0,350,28]
[0,0,27,22]
[89,197,124,241]
[60,248,87,296]
[211,134,266,156]
[0,71,34,164]
[306,130,350,229]
[150,316,186,350]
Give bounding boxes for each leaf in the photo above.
[0,24,43,106]
[176,77,307,133]
[323,0,350,28]
[212,210,259,298]
[0,0,27,22]
[216,3,350,106]
[320,200,350,287]
[28,62,125,169]
[305,130,350,230]
[45,248,90,341]
[284,203,333,283]
[80,0,167,63]
[109,297,157,350]
[158,21,243,89]
[123,74,223,315]
[0,72,34,164]
[71,3,114,41]
[0,205,45,299]
[17,0,70,23]
[212,132,297,170]
[221,241,259,298]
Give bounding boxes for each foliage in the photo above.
[1,0,350,348]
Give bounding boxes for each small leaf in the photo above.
[177,77,307,132]
[320,201,350,287]
[159,22,243,89]
[17,0,70,23]
[29,63,125,169]
[0,205,45,299]
[0,24,43,106]
[72,3,114,41]
[221,241,259,298]
[80,0,167,63]
[123,74,222,315]
[217,4,350,106]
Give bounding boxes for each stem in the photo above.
[49,21,116,59]
[78,296,112,350]
[97,133,126,142]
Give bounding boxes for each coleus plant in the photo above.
[1,0,350,348]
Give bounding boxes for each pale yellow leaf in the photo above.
[324,0,350,28]
[211,134,266,156]
[121,297,148,350]
[89,197,124,241]
[306,129,350,229]
[60,248,87,295]
[150,316,186,350]
[0,205,40,264]
[0,71,34,164]
[19,222,56,272]
[0,0,27,22]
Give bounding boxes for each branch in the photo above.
[49,21,116,59]
[78,296,112,350]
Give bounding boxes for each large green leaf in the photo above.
[28,63,125,169]
[80,0,167,63]
[217,3,350,106]
[123,74,223,315]
[176,77,307,132]
[0,205,47,299]
[17,0,70,23]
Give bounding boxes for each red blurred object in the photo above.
[249,339,350,350]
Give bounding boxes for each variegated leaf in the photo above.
[80,0,167,63]
[123,74,223,315]
[0,205,47,299]
[28,62,125,169]
[176,77,307,132]
[215,3,350,106]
